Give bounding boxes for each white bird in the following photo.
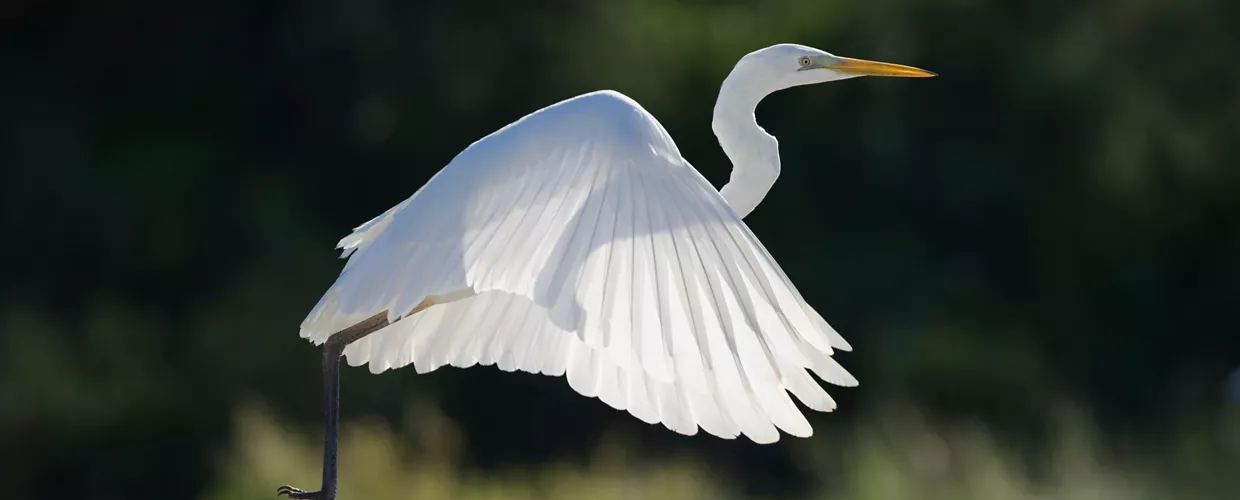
[277,43,933,500]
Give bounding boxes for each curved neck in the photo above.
[713,70,780,219]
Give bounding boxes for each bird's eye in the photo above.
[799,56,812,67]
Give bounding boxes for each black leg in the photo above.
[278,313,391,499]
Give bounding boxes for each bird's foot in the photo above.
[276,485,325,499]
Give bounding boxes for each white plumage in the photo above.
[298,44,934,444]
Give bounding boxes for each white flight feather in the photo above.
[301,89,854,443]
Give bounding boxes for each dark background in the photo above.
[2,1,1238,499]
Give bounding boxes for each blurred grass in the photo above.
[203,401,1240,500]
[204,402,726,500]
[4,1,1238,498]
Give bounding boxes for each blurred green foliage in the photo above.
[203,402,1240,500]
[1,0,1237,498]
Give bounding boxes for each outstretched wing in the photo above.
[300,90,855,443]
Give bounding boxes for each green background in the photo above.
[2,0,1238,498]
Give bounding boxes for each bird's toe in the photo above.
[276,485,320,499]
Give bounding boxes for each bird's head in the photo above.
[732,43,935,93]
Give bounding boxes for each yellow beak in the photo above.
[826,57,936,78]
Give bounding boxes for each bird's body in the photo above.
[278,43,933,500]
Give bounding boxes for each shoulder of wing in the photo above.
[452,90,682,166]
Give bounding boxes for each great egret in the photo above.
[276,43,933,499]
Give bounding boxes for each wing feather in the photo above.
[307,90,854,443]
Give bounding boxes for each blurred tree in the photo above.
[1,0,1237,498]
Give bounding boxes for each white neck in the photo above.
[712,68,780,219]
